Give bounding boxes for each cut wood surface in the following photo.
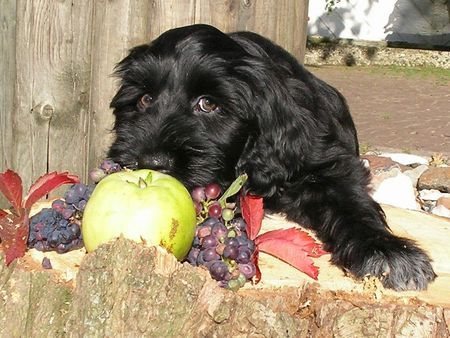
[252,204,450,307]
[27,202,450,307]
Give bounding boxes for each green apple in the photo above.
[82,169,196,260]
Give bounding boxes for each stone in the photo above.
[419,189,444,201]
[418,167,450,193]
[403,164,429,187]
[431,205,450,219]
[372,170,420,210]
[362,155,407,174]
[378,153,428,166]
[436,196,450,210]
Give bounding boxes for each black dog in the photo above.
[108,24,436,290]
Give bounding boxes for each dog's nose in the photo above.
[138,153,173,172]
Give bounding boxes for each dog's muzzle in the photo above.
[138,152,174,173]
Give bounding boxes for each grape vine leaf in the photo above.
[24,171,79,209]
[240,194,264,240]
[255,228,327,280]
[0,170,79,265]
[241,193,327,282]
[0,170,23,211]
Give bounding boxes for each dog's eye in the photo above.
[196,97,219,113]
[138,94,153,110]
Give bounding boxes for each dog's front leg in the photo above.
[272,157,436,291]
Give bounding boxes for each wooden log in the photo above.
[1,204,449,337]
[253,205,450,307]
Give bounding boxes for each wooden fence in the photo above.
[0,0,309,206]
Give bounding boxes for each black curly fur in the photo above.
[108,24,436,291]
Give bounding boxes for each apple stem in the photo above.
[138,177,148,189]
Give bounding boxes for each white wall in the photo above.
[308,0,450,47]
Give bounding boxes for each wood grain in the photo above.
[7,0,93,198]
[253,205,450,307]
[0,0,16,208]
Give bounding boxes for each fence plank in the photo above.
[0,0,17,207]
[194,0,309,61]
[11,0,93,197]
[88,0,152,173]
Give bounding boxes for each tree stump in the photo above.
[1,205,449,337]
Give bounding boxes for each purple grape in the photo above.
[203,247,220,262]
[77,199,87,211]
[204,183,221,200]
[239,263,256,279]
[68,223,81,237]
[202,235,218,249]
[187,248,200,265]
[196,251,206,265]
[72,183,87,197]
[208,203,222,218]
[61,206,75,220]
[200,217,220,227]
[64,186,81,204]
[231,217,247,232]
[192,236,201,248]
[191,186,206,202]
[224,237,239,248]
[34,222,44,231]
[42,257,52,269]
[51,199,65,212]
[89,168,106,183]
[211,223,228,240]
[100,159,114,171]
[109,163,122,173]
[209,261,229,281]
[197,226,211,238]
[223,245,239,260]
[35,232,44,241]
[56,243,69,254]
[236,247,252,264]
[34,242,45,251]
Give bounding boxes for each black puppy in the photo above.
[108,24,436,290]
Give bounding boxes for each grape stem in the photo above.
[217,173,248,208]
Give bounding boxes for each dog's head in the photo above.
[109,24,309,193]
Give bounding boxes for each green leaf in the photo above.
[218,173,248,207]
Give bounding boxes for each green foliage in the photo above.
[325,0,341,12]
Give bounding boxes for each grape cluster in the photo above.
[27,183,94,253]
[28,159,123,255]
[89,159,122,183]
[186,183,257,291]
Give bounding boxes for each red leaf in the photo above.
[0,210,28,265]
[24,172,79,210]
[0,170,23,212]
[251,248,262,284]
[256,228,327,258]
[240,194,264,240]
[255,228,328,280]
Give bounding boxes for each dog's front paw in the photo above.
[339,236,437,291]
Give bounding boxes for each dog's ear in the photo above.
[110,44,152,111]
[235,63,318,198]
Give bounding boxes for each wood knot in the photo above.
[39,104,55,120]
